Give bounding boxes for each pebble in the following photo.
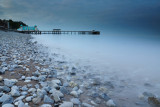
[72,86,78,91]
[2,86,11,93]
[21,91,28,96]
[21,76,25,80]
[21,85,28,91]
[4,79,17,87]
[70,98,81,105]
[24,80,31,83]
[26,68,30,71]
[59,102,73,107]
[32,97,42,104]
[28,88,36,93]
[38,75,47,82]
[17,100,25,107]
[40,104,52,107]
[10,86,20,97]
[82,103,93,107]
[25,96,32,102]
[0,94,13,105]
[14,96,25,103]
[60,86,69,94]
[52,94,60,102]
[2,104,14,107]
[0,76,3,81]
[70,91,78,97]
[106,99,116,107]
[43,95,54,104]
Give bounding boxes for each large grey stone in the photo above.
[43,95,54,104]
[4,79,17,87]
[0,94,13,105]
[10,86,20,97]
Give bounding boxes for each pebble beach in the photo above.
[0,31,117,107]
[1,31,160,107]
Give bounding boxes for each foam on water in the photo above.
[32,32,160,106]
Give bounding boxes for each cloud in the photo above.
[0,0,160,33]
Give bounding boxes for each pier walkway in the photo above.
[17,30,100,35]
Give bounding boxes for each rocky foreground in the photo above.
[0,31,117,107]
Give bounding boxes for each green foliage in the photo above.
[0,19,27,29]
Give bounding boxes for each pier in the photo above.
[17,30,100,35]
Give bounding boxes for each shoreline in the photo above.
[0,31,115,107]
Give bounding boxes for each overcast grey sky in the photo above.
[0,0,160,33]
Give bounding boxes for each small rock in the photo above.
[69,81,77,88]
[28,88,36,93]
[25,96,32,102]
[82,103,93,107]
[21,85,28,91]
[100,93,110,101]
[4,79,17,87]
[70,98,81,105]
[0,76,3,81]
[2,86,11,92]
[77,89,83,94]
[0,94,13,105]
[17,100,25,107]
[40,104,52,107]
[60,86,69,94]
[10,86,20,97]
[21,91,28,96]
[59,102,73,107]
[106,99,116,107]
[32,97,41,104]
[91,100,97,106]
[52,94,60,102]
[26,68,30,71]
[38,75,46,82]
[72,86,78,91]
[43,95,54,104]
[70,91,78,97]
[2,104,14,107]
[14,96,25,103]
[21,76,25,80]
[24,80,31,83]
[25,77,31,80]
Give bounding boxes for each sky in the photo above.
[0,0,160,34]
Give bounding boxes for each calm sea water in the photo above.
[32,32,160,107]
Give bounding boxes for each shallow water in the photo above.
[32,32,160,106]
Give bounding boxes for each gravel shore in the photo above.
[0,31,117,107]
[1,31,160,107]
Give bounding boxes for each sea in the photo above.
[32,32,160,107]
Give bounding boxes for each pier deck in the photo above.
[17,30,100,35]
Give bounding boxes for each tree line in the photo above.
[0,19,27,30]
